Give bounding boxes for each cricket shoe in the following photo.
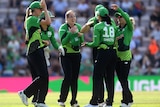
[84,104,98,107]
[71,103,80,107]
[120,103,129,107]
[98,102,106,107]
[128,102,133,107]
[35,103,48,107]
[100,104,112,107]
[18,90,28,106]
[58,102,65,107]
[32,102,37,106]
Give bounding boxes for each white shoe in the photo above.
[120,103,128,107]
[32,102,37,106]
[84,104,98,107]
[128,102,133,107]
[18,90,28,106]
[98,102,106,107]
[35,103,48,107]
[58,102,65,107]
[71,103,80,107]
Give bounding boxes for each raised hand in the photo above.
[40,0,47,10]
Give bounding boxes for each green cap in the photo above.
[95,4,104,12]
[114,12,122,17]
[29,1,41,10]
[97,7,109,17]
[114,12,128,18]
[40,11,55,19]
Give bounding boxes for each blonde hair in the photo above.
[65,10,75,23]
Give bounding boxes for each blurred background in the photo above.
[0,0,160,77]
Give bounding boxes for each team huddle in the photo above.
[18,0,134,107]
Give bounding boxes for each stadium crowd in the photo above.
[0,0,160,77]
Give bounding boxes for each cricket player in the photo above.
[111,4,134,107]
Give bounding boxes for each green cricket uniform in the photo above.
[40,25,60,66]
[41,26,59,49]
[22,1,49,105]
[87,16,116,58]
[116,8,133,61]
[115,7,133,105]
[88,17,116,28]
[58,23,84,105]
[88,17,99,27]
[25,16,45,55]
[59,23,84,53]
[86,18,118,106]
[86,21,117,48]
[24,15,49,104]
[86,12,118,106]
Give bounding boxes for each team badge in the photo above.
[47,31,52,37]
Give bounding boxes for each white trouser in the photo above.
[44,46,50,66]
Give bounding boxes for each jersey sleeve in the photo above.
[88,17,98,27]
[59,24,71,45]
[49,27,59,50]
[86,24,100,47]
[77,23,84,43]
[117,8,133,31]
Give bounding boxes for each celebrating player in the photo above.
[18,0,51,107]
[83,7,118,107]
[39,10,64,67]
[111,4,134,107]
[57,10,84,107]
[81,5,106,107]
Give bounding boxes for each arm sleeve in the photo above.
[77,24,84,43]
[86,25,100,47]
[117,8,133,31]
[88,17,98,27]
[50,27,59,50]
[59,25,71,45]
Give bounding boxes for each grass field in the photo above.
[0,91,160,107]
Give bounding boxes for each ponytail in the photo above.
[25,8,32,20]
[24,8,32,29]
[101,14,111,25]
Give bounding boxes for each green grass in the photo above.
[0,91,160,107]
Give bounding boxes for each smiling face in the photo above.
[65,10,76,26]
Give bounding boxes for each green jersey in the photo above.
[25,16,45,55]
[41,26,59,50]
[88,17,116,28]
[86,21,117,48]
[116,8,133,61]
[59,23,84,53]
[88,17,99,27]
